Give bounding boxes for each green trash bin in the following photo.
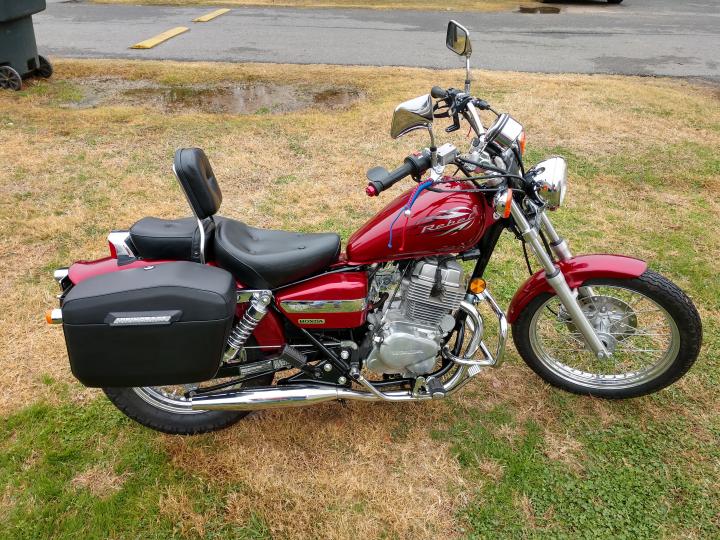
[0,0,52,91]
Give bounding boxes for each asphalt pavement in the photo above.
[36,0,720,78]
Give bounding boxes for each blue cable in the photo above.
[387,180,434,248]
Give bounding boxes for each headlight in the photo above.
[532,156,567,210]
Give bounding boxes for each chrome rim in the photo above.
[132,380,244,415]
[529,285,680,390]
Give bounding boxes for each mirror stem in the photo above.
[465,57,472,93]
[428,128,438,168]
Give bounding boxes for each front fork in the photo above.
[510,201,610,360]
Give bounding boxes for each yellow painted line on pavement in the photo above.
[193,8,231,22]
[130,26,189,50]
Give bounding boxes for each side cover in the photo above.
[61,261,236,387]
[506,254,648,323]
[275,271,368,329]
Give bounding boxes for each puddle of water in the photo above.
[313,88,362,108]
[60,78,363,114]
[517,5,561,13]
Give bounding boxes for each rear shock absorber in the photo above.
[224,291,273,361]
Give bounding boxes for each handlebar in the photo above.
[366,152,432,196]
[431,86,448,99]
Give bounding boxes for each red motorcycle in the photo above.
[47,21,701,434]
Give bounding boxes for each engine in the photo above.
[365,259,467,377]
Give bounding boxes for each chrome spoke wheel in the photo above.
[528,285,680,391]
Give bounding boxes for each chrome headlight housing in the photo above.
[532,157,567,210]
[485,113,524,151]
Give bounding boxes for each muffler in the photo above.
[191,385,378,411]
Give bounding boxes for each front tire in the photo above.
[512,270,701,398]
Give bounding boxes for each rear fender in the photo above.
[506,254,648,324]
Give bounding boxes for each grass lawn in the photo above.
[1,59,718,539]
[92,0,536,12]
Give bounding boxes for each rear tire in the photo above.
[103,345,273,434]
[512,270,701,399]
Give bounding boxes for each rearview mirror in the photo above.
[390,94,434,139]
[446,20,472,58]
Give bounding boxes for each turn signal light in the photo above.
[503,188,513,218]
[469,278,486,294]
[518,131,527,155]
[45,309,62,325]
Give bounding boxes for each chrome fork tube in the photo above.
[539,212,572,262]
[510,202,609,359]
[540,212,594,297]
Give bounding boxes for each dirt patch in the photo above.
[62,77,363,114]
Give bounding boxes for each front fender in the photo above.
[506,254,648,324]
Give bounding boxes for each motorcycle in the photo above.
[47,21,702,435]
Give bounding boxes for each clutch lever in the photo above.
[446,112,461,133]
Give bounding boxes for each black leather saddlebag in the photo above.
[61,262,235,388]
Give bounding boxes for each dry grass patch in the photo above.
[542,429,583,472]
[70,464,127,499]
[160,485,213,537]
[163,401,464,538]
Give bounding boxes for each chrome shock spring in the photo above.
[224,291,273,361]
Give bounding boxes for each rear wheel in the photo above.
[104,346,273,434]
[512,270,701,398]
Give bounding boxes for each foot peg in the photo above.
[425,377,446,399]
[279,345,307,369]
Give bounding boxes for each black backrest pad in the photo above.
[174,148,222,219]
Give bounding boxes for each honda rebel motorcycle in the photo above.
[47,21,701,434]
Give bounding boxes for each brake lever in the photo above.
[433,100,450,119]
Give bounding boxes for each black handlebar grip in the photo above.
[367,161,415,195]
[431,86,448,99]
[365,153,432,196]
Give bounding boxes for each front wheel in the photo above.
[512,270,701,398]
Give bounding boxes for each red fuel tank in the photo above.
[347,182,495,264]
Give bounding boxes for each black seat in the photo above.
[214,218,341,289]
[129,217,215,262]
[158,148,339,288]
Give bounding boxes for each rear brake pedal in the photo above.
[279,345,307,369]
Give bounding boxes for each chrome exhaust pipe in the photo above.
[191,305,496,411]
[191,385,378,411]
